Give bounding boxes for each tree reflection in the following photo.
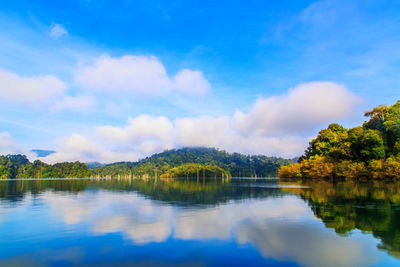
[0,178,286,206]
[280,179,400,258]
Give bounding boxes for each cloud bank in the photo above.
[41,81,360,163]
[233,81,361,136]
[0,54,210,112]
[0,69,67,104]
[75,55,210,96]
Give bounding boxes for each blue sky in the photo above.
[0,0,399,162]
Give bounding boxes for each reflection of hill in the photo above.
[280,180,400,258]
[127,178,288,205]
[0,178,288,206]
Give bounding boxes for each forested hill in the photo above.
[91,147,296,178]
[0,155,90,179]
[0,148,295,179]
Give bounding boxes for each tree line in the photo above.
[0,155,90,178]
[91,147,295,178]
[279,100,400,180]
[0,147,295,179]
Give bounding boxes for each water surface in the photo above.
[0,178,399,266]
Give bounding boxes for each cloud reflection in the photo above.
[39,190,378,267]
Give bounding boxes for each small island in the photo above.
[279,100,400,180]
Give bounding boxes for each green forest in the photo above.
[0,147,294,179]
[0,155,90,178]
[279,100,400,180]
[159,163,230,178]
[91,147,294,178]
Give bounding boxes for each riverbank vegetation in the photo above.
[0,147,294,179]
[159,163,230,178]
[279,100,400,180]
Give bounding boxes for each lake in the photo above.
[0,177,399,266]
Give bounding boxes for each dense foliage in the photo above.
[0,155,90,178]
[92,147,295,178]
[160,163,230,178]
[279,100,400,180]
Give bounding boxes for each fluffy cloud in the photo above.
[96,115,173,146]
[43,133,162,163]
[233,81,360,136]
[174,116,304,156]
[0,69,67,104]
[174,116,232,147]
[43,134,135,163]
[173,69,210,95]
[44,134,103,163]
[49,24,68,39]
[74,55,210,95]
[95,115,174,157]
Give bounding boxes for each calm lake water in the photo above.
[0,178,399,266]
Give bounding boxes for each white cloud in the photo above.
[0,68,97,112]
[173,116,304,156]
[174,116,231,148]
[0,69,67,104]
[233,81,360,136]
[49,24,68,39]
[96,115,173,145]
[44,134,147,163]
[43,134,108,163]
[74,54,209,96]
[95,115,174,156]
[174,69,210,95]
